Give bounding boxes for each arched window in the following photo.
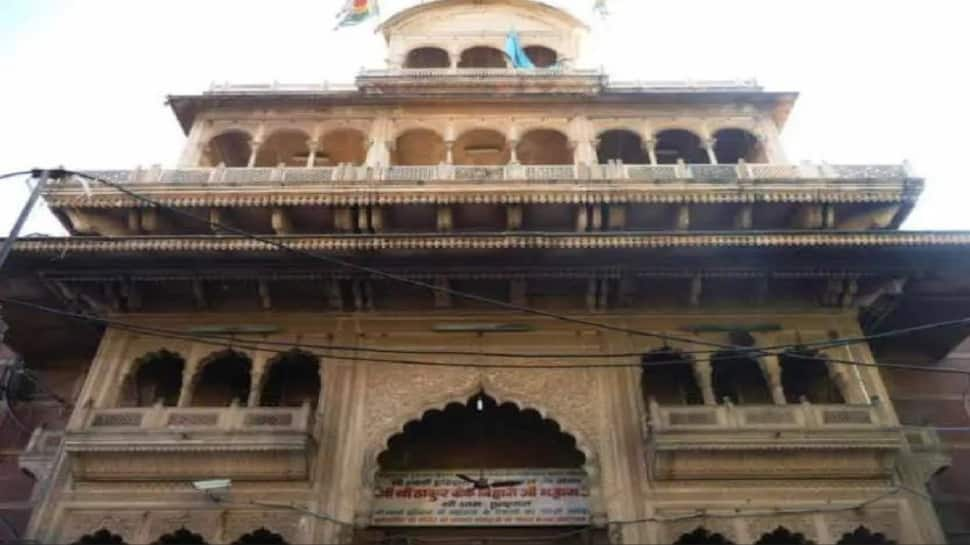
[597,130,649,164]
[204,131,252,167]
[454,129,510,165]
[71,529,127,545]
[517,129,573,165]
[713,128,765,164]
[675,527,735,545]
[780,348,844,404]
[405,47,450,69]
[754,527,815,545]
[654,129,709,164]
[261,349,321,408]
[254,129,311,167]
[523,46,558,68]
[232,528,288,545]
[458,46,507,68]
[642,348,703,406]
[153,528,207,545]
[192,350,252,407]
[837,526,895,544]
[711,351,772,404]
[319,128,367,166]
[393,129,446,165]
[119,350,184,407]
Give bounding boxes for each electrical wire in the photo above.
[5,296,970,377]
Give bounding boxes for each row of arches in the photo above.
[642,346,845,407]
[674,525,894,544]
[72,526,286,545]
[204,127,763,168]
[120,348,321,409]
[404,45,559,69]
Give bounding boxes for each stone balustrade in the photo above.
[648,398,892,433]
[77,400,312,432]
[61,162,913,189]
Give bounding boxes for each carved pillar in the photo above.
[607,205,626,230]
[760,354,787,405]
[675,205,690,230]
[703,138,718,164]
[437,206,453,232]
[247,140,263,168]
[306,139,319,167]
[370,206,384,233]
[508,139,520,164]
[693,358,716,405]
[247,352,271,408]
[643,138,658,165]
[177,360,200,408]
[734,205,753,229]
[444,140,455,164]
[506,204,523,231]
[575,205,589,233]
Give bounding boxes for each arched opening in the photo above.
[319,128,367,166]
[393,129,446,165]
[517,129,573,165]
[204,131,252,167]
[191,350,251,407]
[254,130,311,167]
[405,47,451,69]
[524,46,558,68]
[642,348,703,406]
[232,528,288,545]
[755,527,815,545]
[71,529,127,545]
[654,129,709,164]
[711,351,772,404]
[597,130,649,164]
[837,527,895,544]
[458,46,507,68]
[119,350,184,407]
[260,349,321,408]
[713,128,766,164]
[362,392,603,544]
[153,528,208,545]
[780,349,844,404]
[675,527,735,545]
[454,129,510,165]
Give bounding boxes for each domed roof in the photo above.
[377,0,588,41]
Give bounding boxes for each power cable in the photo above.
[5,296,970,376]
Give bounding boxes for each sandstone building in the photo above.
[1,0,969,543]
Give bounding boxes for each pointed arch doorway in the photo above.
[356,392,608,544]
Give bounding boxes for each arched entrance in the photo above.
[356,392,607,544]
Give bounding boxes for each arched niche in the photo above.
[837,526,895,544]
[231,528,288,545]
[654,129,709,164]
[517,129,573,165]
[405,47,451,68]
[454,129,510,165]
[524,45,558,68]
[754,527,815,545]
[641,348,703,406]
[204,131,252,167]
[458,46,507,68]
[393,128,446,165]
[675,527,735,544]
[319,128,367,166]
[191,349,252,407]
[260,349,321,409]
[597,129,649,164]
[119,349,184,407]
[779,348,844,404]
[71,529,127,545]
[254,129,311,167]
[713,128,766,164]
[710,350,772,405]
[153,528,208,545]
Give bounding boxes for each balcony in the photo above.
[357,67,606,95]
[646,398,905,480]
[64,401,315,481]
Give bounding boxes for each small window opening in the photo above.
[120,350,184,407]
[405,47,450,69]
[711,351,772,404]
[642,348,703,406]
[261,350,321,408]
[654,129,709,164]
[597,130,649,164]
[780,348,844,404]
[192,350,251,407]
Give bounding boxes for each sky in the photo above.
[0,0,967,235]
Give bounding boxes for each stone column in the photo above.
[176,360,199,408]
[692,358,716,405]
[247,352,271,408]
[643,139,658,165]
[508,139,520,164]
[703,138,718,164]
[444,140,455,164]
[760,354,787,405]
[247,139,263,168]
[306,139,319,167]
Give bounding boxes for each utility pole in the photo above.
[0,170,54,272]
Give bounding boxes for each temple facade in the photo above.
[2,1,969,543]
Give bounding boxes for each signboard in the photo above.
[371,469,590,527]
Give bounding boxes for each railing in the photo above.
[78,401,312,433]
[59,162,914,189]
[358,67,604,79]
[648,398,891,432]
[208,81,357,94]
[607,78,761,91]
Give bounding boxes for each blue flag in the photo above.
[504,31,535,69]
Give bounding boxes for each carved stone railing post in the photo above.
[759,354,787,405]
[692,358,716,405]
